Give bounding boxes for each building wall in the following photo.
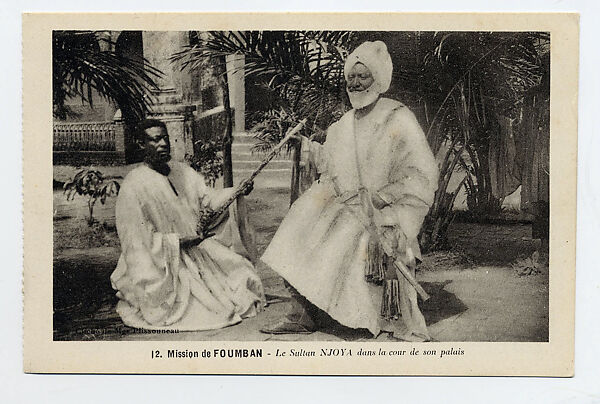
[53,30,246,165]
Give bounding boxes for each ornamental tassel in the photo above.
[380,279,402,320]
[365,239,386,284]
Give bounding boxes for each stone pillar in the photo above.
[112,114,127,164]
[142,31,187,96]
[226,54,246,132]
[142,31,195,162]
[113,115,126,153]
[96,31,113,51]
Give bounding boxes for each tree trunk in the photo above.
[290,140,301,205]
[87,199,96,226]
[221,55,234,188]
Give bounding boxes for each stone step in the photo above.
[231,153,293,161]
[233,167,292,177]
[231,143,259,154]
[232,133,258,144]
[228,133,293,189]
[231,142,286,152]
[231,152,292,162]
[232,160,292,170]
[231,143,292,160]
[231,142,257,149]
[232,167,292,189]
[232,132,252,137]
[231,152,256,160]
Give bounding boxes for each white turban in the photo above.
[344,40,393,94]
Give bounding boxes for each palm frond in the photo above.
[171,31,351,112]
[53,31,163,120]
[170,30,354,152]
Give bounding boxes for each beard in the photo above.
[347,87,380,110]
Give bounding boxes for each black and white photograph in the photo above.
[6,0,597,398]
[51,29,552,344]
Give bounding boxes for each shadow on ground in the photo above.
[53,184,547,342]
[420,281,468,327]
[53,248,123,341]
[445,221,537,266]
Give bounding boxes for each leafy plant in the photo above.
[172,31,549,252]
[419,142,468,252]
[171,31,354,143]
[414,32,549,250]
[63,169,121,226]
[248,107,301,154]
[187,140,224,187]
[512,251,543,276]
[53,30,162,121]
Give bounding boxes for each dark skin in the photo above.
[143,126,172,175]
[141,125,253,249]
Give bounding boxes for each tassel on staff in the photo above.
[365,239,386,284]
[381,279,402,320]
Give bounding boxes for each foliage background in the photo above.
[173,30,550,251]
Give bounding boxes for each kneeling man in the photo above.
[111,119,265,331]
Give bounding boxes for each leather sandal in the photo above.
[389,331,432,342]
[260,320,316,335]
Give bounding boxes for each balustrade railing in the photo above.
[53,121,117,152]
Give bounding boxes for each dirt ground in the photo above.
[53,174,548,342]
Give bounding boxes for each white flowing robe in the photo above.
[110,161,265,331]
[261,98,438,336]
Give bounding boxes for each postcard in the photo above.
[23,12,578,375]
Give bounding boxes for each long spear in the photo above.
[194,118,308,239]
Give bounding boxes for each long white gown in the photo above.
[110,161,265,331]
[261,98,438,337]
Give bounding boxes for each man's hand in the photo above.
[241,180,254,196]
[180,233,215,249]
[380,226,407,256]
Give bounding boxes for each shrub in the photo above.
[63,169,120,226]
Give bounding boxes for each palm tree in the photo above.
[172,31,355,139]
[53,30,162,122]
[171,30,549,252]
[410,32,550,251]
[171,31,355,202]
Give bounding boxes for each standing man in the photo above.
[261,41,439,341]
[111,119,265,331]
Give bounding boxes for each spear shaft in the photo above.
[194,119,307,238]
[238,118,308,189]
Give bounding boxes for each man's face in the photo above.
[346,63,375,93]
[346,62,379,110]
[144,126,171,164]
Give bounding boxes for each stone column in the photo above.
[142,31,195,161]
[96,31,114,51]
[226,54,246,132]
[113,114,126,164]
[142,31,187,96]
[113,116,125,153]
